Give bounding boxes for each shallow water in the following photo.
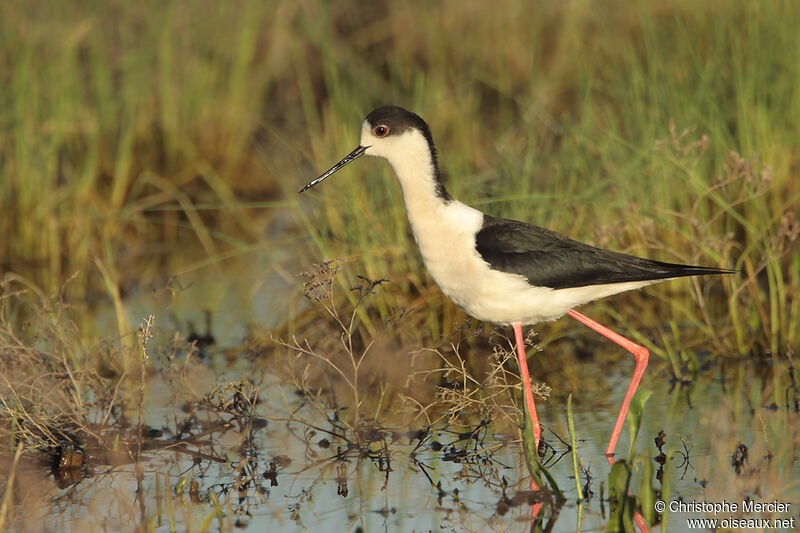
[12,340,799,532]
[7,262,799,532]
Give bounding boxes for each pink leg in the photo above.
[566,309,649,460]
[513,323,541,447]
[513,323,542,520]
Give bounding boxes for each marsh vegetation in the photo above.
[1,0,798,531]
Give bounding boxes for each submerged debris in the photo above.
[732,442,749,475]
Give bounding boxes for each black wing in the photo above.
[474,215,732,290]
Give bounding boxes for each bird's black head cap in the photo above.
[364,105,452,202]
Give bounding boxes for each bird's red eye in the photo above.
[374,125,389,137]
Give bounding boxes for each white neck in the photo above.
[391,158,445,214]
[376,130,450,232]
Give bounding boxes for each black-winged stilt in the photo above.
[300,105,731,460]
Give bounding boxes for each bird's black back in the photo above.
[475,215,732,289]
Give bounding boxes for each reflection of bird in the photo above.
[300,105,732,458]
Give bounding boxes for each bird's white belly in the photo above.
[423,245,655,325]
[419,240,564,325]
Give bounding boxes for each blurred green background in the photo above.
[1,0,797,357]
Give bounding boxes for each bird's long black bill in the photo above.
[299,145,367,193]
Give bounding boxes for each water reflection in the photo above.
[4,322,799,532]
